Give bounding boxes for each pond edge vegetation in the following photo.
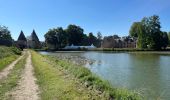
[31,50,142,100]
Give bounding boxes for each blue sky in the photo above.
[0,0,170,41]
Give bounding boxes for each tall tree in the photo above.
[136,23,147,48]
[97,32,102,40]
[138,15,162,50]
[81,34,89,46]
[168,32,170,46]
[0,25,12,40]
[44,27,67,49]
[129,22,141,37]
[160,32,169,49]
[66,24,84,45]
[113,34,120,39]
[55,27,67,48]
[88,32,97,46]
[147,15,162,50]
[97,32,102,47]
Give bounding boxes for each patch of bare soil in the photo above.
[10,51,39,100]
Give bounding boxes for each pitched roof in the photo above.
[17,31,27,41]
[31,30,39,41]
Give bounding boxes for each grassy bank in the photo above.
[31,50,141,100]
[0,46,21,71]
[0,53,26,100]
[31,51,103,99]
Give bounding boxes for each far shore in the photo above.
[35,47,170,53]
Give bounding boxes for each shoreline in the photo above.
[31,50,142,99]
[38,49,170,55]
[35,47,170,52]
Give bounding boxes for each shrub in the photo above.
[10,46,21,55]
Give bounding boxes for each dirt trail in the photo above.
[0,51,25,80]
[10,51,39,100]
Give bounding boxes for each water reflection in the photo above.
[127,54,162,99]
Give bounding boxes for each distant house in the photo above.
[16,30,41,49]
[17,31,27,49]
[101,36,137,48]
[27,30,41,49]
[63,44,96,50]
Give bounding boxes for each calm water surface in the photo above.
[39,51,170,99]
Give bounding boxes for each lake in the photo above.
[39,51,170,99]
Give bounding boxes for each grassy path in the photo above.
[10,51,39,100]
[0,51,24,80]
[0,51,26,100]
[0,55,18,71]
[0,46,22,71]
[1,50,141,100]
[31,51,105,100]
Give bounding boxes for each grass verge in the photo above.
[0,55,18,71]
[0,54,26,100]
[47,54,142,100]
[31,50,105,100]
[0,46,21,71]
[31,50,142,100]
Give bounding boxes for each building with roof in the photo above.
[16,30,41,49]
[27,30,41,49]
[17,31,27,49]
[101,36,137,48]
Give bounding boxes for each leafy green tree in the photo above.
[44,27,67,49]
[129,22,141,37]
[81,34,89,46]
[160,32,169,49]
[168,32,170,46]
[56,27,67,48]
[66,24,84,45]
[97,32,102,40]
[136,23,147,48]
[148,15,162,50]
[129,21,148,48]
[96,32,102,47]
[0,25,12,40]
[88,32,98,46]
[135,15,162,50]
[113,34,120,39]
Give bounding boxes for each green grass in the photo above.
[0,46,21,58]
[31,50,110,100]
[0,53,26,100]
[0,56,18,71]
[48,56,142,100]
[31,50,142,100]
[0,46,21,71]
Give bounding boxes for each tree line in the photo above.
[0,26,13,46]
[0,26,12,40]
[44,24,102,49]
[129,15,169,50]
[1,15,170,50]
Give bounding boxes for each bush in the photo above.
[10,46,21,55]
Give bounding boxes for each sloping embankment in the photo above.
[31,50,142,100]
[0,46,21,71]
